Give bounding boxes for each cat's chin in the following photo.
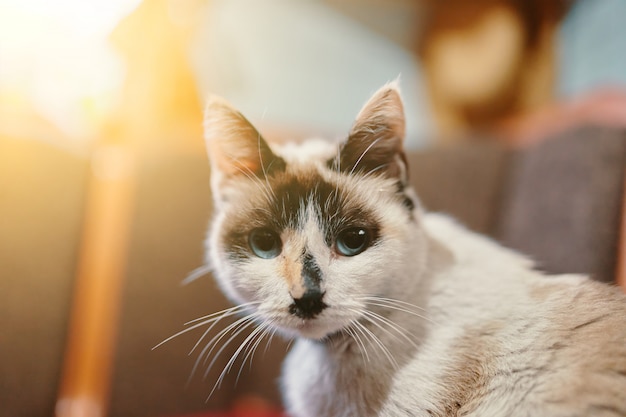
[276,318,346,341]
[295,321,336,340]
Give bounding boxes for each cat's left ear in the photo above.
[333,82,408,183]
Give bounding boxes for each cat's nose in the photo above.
[289,288,327,319]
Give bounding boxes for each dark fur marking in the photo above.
[570,314,610,331]
[302,252,322,287]
[268,175,381,249]
[221,170,394,259]
[588,403,626,415]
[293,252,327,318]
[221,229,250,261]
[613,369,626,378]
[326,157,415,217]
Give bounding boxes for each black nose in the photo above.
[289,288,327,319]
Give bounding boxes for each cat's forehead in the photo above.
[241,168,375,229]
[272,138,339,166]
[219,162,402,244]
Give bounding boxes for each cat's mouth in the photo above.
[270,304,357,340]
[290,317,340,340]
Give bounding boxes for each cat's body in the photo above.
[203,83,626,416]
[283,214,626,417]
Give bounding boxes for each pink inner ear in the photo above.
[208,138,262,178]
[204,95,271,179]
[352,86,405,141]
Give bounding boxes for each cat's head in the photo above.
[204,84,428,340]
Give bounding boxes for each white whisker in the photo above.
[364,302,438,326]
[235,323,273,384]
[187,314,256,384]
[357,296,437,325]
[181,264,213,285]
[207,322,270,400]
[344,323,371,365]
[225,153,275,204]
[360,309,419,349]
[349,136,384,176]
[359,296,428,312]
[353,320,398,369]
[184,302,259,326]
[152,303,256,351]
[199,314,260,379]
[188,307,256,355]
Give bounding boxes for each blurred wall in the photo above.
[190,0,432,148]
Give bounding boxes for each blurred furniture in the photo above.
[1,127,625,417]
[417,0,569,140]
[409,127,626,284]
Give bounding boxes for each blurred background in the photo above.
[1,1,626,416]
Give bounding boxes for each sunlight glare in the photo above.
[0,0,142,148]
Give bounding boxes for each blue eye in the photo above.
[336,228,370,256]
[249,228,282,259]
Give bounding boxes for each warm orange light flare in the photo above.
[0,0,141,149]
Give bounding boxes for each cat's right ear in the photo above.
[332,82,409,183]
[203,96,285,201]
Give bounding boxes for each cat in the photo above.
[200,83,626,417]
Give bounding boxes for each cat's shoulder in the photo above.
[421,212,535,270]
[422,212,626,309]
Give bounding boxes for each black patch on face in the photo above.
[220,170,395,260]
[327,154,415,218]
[289,252,327,320]
[221,229,252,261]
[302,251,322,288]
[267,175,381,247]
[395,181,415,212]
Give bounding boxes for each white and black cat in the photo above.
[198,83,626,416]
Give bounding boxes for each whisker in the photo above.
[350,308,406,349]
[207,323,269,400]
[285,338,295,352]
[349,137,384,176]
[344,323,371,364]
[353,320,398,369]
[185,302,259,326]
[365,302,438,326]
[262,326,279,357]
[188,307,255,355]
[359,163,390,181]
[186,315,258,387]
[359,296,428,312]
[235,323,273,384]
[199,315,260,379]
[357,296,438,325]
[151,303,256,351]
[225,153,275,204]
[360,309,419,349]
[181,264,213,285]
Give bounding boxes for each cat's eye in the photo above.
[248,228,282,259]
[335,227,371,256]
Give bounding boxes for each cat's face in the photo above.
[204,84,426,340]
